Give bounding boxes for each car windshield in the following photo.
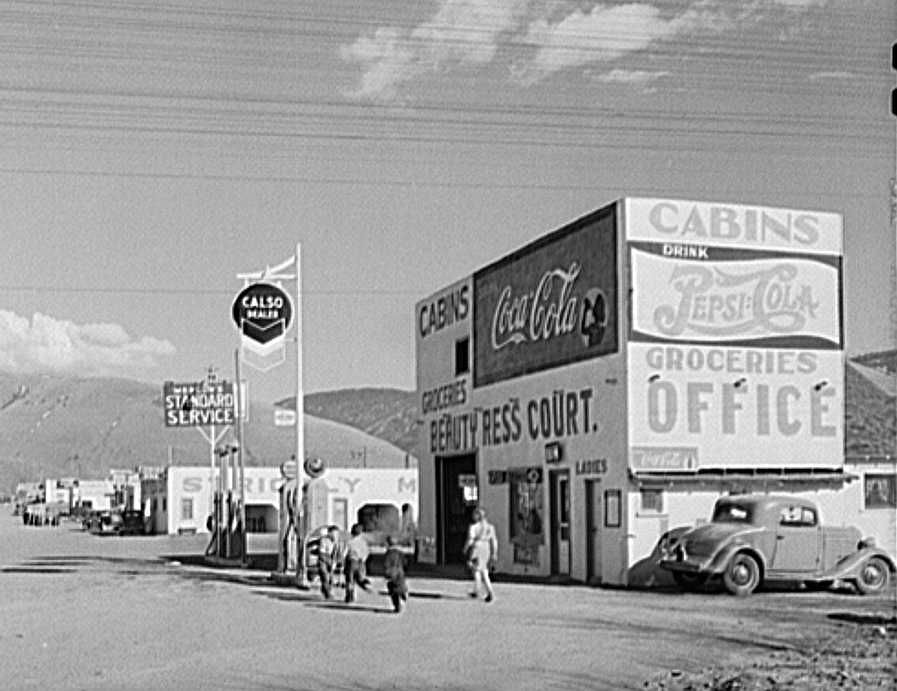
[712,502,753,523]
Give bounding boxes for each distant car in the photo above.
[115,509,146,536]
[660,494,895,596]
[88,510,118,535]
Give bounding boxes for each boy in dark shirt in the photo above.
[383,534,408,613]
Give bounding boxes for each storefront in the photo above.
[415,197,893,586]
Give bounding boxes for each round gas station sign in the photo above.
[231,282,294,345]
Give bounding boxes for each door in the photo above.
[549,469,571,576]
[772,503,821,572]
[436,454,477,564]
[585,480,602,584]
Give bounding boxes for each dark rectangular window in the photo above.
[640,489,663,513]
[865,474,896,509]
[455,337,469,375]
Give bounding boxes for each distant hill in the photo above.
[1,350,893,492]
[0,374,411,493]
[845,355,896,458]
[280,388,419,455]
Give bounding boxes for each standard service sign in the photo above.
[231,282,294,345]
[163,380,236,427]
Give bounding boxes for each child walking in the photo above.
[383,534,409,613]
[343,523,372,603]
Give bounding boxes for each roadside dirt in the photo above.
[646,609,897,690]
[3,514,896,690]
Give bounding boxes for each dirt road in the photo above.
[0,512,894,690]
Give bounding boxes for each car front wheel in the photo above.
[723,553,760,596]
[855,556,890,595]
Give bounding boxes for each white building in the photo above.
[304,468,418,536]
[142,466,282,536]
[73,479,114,512]
[415,197,896,585]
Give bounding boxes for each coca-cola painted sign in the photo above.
[473,206,617,387]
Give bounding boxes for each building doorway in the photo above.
[549,469,571,576]
[435,454,477,564]
[585,479,602,584]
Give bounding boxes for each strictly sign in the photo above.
[163,381,236,427]
[627,343,843,469]
[474,205,618,387]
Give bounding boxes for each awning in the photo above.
[631,467,857,490]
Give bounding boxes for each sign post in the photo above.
[162,368,234,558]
[234,245,305,585]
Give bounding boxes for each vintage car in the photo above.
[660,494,895,596]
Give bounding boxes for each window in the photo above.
[181,498,194,521]
[455,337,469,375]
[712,503,751,523]
[779,505,816,527]
[357,504,400,534]
[604,489,621,528]
[864,474,897,509]
[162,498,167,512]
[640,489,664,513]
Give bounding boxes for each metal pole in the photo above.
[209,423,216,550]
[295,242,307,586]
[235,348,247,567]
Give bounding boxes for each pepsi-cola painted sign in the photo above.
[231,282,293,345]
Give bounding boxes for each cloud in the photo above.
[0,310,175,379]
[342,0,832,98]
[341,0,527,100]
[514,4,681,85]
[808,70,856,81]
[594,68,670,84]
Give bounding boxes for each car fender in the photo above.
[707,541,768,577]
[824,548,897,580]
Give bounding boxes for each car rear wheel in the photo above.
[855,556,890,595]
[723,553,760,596]
[672,571,708,591]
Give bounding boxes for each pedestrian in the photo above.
[344,523,372,603]
[315,525,342,599]
[383,534,409,613]
[463,507,498,602]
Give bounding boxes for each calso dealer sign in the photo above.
[231,282,294,347]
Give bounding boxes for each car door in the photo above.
[771,504,821,572]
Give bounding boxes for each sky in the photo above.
[0,0,894,405]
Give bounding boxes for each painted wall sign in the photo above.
[473,205,618,387]
[163,380,235,427]
[574,458,609,475]
[231,282,294,346]
[627,343,843,469]
[428,386,598,453]
[487,470,508,484]
[624,198,843,254]
[420,379,467,414]
[418,284,470,339]
[630,244,841,349]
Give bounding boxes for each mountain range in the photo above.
[1,351,893,493]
